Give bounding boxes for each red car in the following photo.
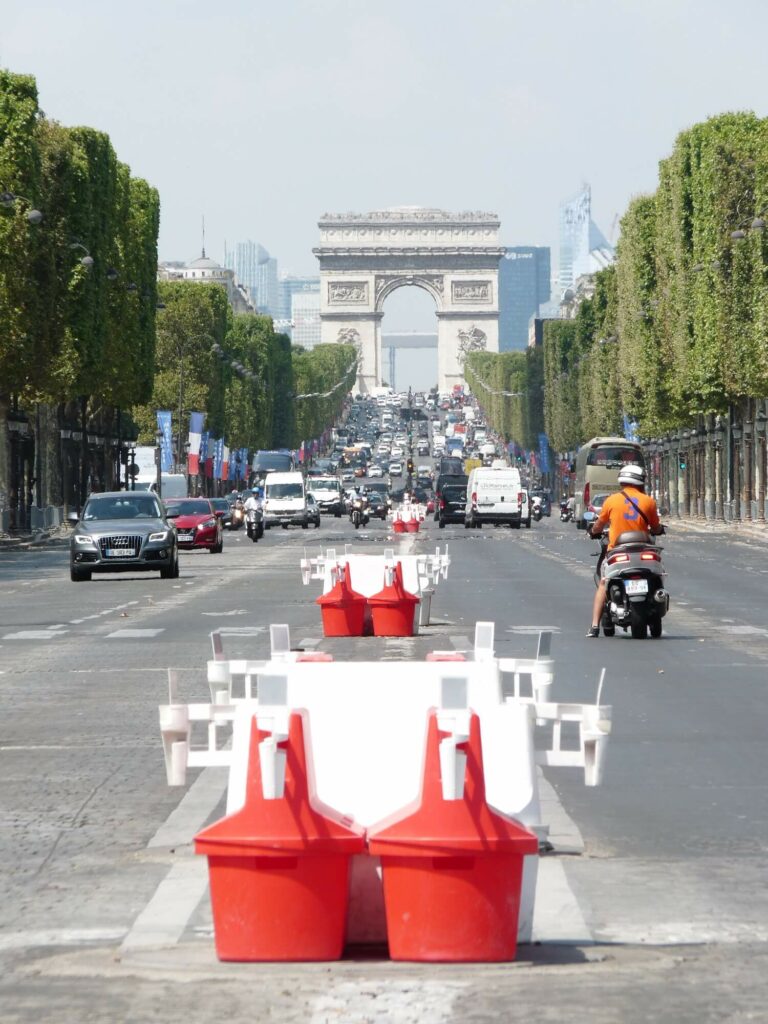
[164,498,223,553]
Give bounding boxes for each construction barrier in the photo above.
[159,622,611,959]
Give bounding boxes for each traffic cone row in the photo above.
[315,563,420,638]
[196,709,538,963]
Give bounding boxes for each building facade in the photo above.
[498,246,551,351]
[291,287,321,349]
[159,253,255,314]
[314,207,504,394]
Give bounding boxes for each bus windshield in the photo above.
[586,446,645,470]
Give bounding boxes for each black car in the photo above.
[366,492,388,520]
[438,481,467,527]
[69,491,179,581]
[210,497,233,529]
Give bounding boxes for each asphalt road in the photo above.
[1,513,768,1022]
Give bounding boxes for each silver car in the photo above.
[69,491,179,582]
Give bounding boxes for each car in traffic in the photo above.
[209,497,234,529]
[69,491,179,581]
[368,464,384,478]
[164,497,223,553]
[366,492,388,520]
[437,481,468,528]
[389,461,403,476]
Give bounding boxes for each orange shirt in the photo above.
[593,486,660,550]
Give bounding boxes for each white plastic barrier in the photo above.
[159,621,611,943]
[299,546,451,627]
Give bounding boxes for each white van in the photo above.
[263,471,310,529]
[466,466,530,529]
[134,473,188,499]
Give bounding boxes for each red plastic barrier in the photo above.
[368,562,420,637]
[195,711,364,961]
[368,710,538,962]
[425,652,466,662]
[405,518,420,533]
[316,564,367,637]
[392,519,406,534]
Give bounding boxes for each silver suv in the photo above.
[69,491,179,582]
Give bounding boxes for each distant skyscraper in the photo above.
[225,240,279,315]
[291,286,321,349]
[278,274,321,321]
[558,184,614,295]
[498,247,551,351]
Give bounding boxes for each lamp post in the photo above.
[755,406,767,523]
[155,427,163,500]
[713,417,725,521]
[732,420,742,522]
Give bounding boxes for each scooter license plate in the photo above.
[625,579,648,595]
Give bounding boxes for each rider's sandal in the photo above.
[585,626,600,638]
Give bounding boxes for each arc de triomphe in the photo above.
[313,207,504,393]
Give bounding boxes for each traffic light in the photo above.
[407,458,414,474]
[678,454,687,470]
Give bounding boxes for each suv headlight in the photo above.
[148,530,170,542]
[75,534,96,546]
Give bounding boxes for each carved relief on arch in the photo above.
[374,273,444,310]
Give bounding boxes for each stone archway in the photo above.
[313,207,504,393]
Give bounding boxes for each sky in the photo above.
[3,0,768,352]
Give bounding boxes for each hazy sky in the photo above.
[3,1,767,281]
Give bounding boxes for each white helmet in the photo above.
[618,463,646,487]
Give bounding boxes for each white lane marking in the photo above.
[106,628,165,639]
[309,980,468,1024]
[0,928,127,952]
[200,609,247,616]
[2,630,69,640]
[148,767,228,850]
[120,859,209,951]
[70,667,167,674]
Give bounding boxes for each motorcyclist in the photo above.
[243,489,261,513]
[585,464,663,637]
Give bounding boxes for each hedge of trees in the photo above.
[0,69,160,410]
[133,280,357,453]
[465,347,544,450]
[473,112,768,455]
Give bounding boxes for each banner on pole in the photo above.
[156,411,173,472]
[187,412,205,475]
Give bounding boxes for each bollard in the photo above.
[195,710,365,961]
[368,710,539,962]
[316,564,367,637]
[368,563,420,637]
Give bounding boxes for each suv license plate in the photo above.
[625,579,648,595]
[106,549,133,558]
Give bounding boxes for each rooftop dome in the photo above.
[187,251,223,270]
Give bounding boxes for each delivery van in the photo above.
[465,465,530,529]
[263,471,311,529]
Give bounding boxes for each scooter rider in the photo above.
[586,464,663,637]
[243,489,261,513]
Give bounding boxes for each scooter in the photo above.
[246,506,264,543]
[531,496,543,522]
[350,497,370,530]
[589,513,669,638]
[230,500,245,530]
[560,500,574,523]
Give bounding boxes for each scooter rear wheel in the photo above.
[649,616,662,638]
[629,607,647,639]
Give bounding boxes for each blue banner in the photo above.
[622,414,639,442]
[156,410,173,472]
[538,432,551,475]
[213,437,225,479]
[199,431,209,463]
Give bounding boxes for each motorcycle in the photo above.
[588,513,669,638]
[560,500,574,523]
[245,506,264,543]
[230,500,245,530]
[350,497,370,530]
[531,495,543,522]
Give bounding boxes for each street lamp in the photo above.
[0,190,43,224]
[155,427,164,500]
[69,240,94,270]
